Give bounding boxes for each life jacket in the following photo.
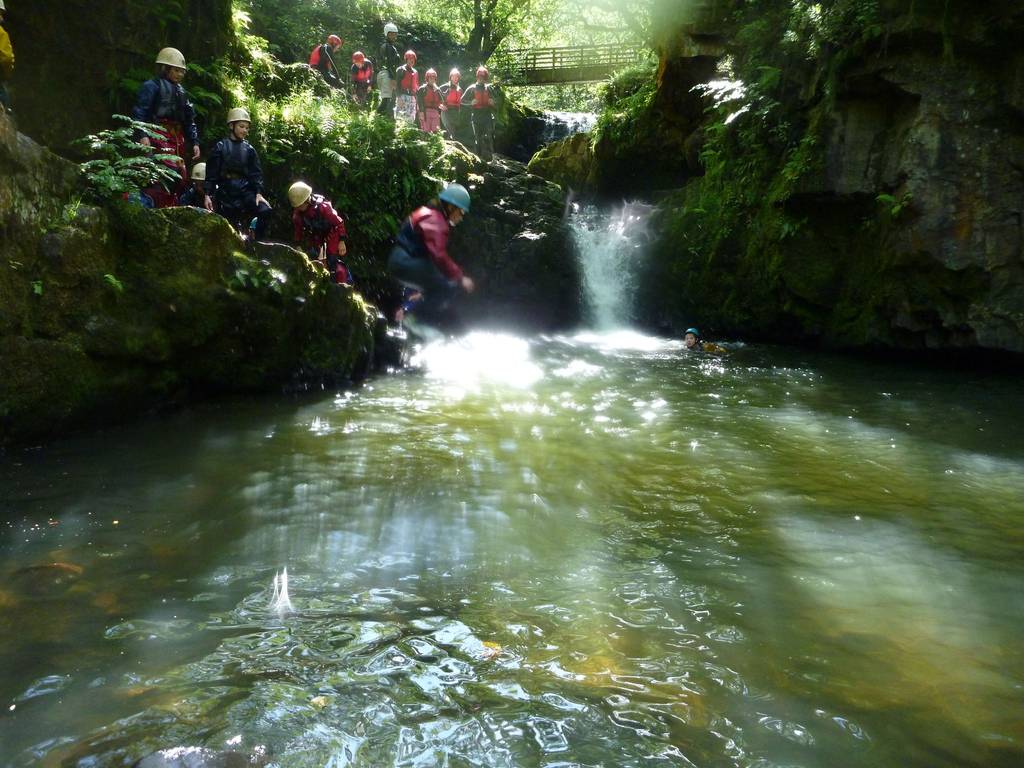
[379,42,402,76]
[309,44,333,72]
[226,139,250,175]
[395,205,446,261]
[351,62,373,85]
[398,65,419,95]
[420,85,442,110]
[469,83,494,110]
[442,83,462,108]
[300,195,335,236]
[149,77,186,123]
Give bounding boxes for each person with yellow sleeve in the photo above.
[0,0,14,114]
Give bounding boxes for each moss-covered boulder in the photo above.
[0,112,376,447]
[527,133,594,193]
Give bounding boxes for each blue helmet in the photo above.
[685,327,700,337]
[439,183,471,212]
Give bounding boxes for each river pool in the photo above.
[1,331,1023,767]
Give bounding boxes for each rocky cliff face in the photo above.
[454,157,580,331]
[0,111,377,447]
[4,0,233,150]
[532,0,1024,354]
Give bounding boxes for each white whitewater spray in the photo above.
[269,567,293,615]
[570,202,654,330]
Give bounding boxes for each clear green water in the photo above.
[2,331,1023,767]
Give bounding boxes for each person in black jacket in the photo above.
[376,22,402,119]
[131,47,200,207]
[204,108,272,242]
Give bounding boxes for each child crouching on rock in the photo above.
[288,181,352,285]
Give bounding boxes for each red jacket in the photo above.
[417,83,442,112]
[292,196,347,257]
[396,64,419,95]
[401,206,462,281]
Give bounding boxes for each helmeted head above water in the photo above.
[683,328,701,349]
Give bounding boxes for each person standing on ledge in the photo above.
[377,22,402,119]
[350,51,374,106]
[131,47,200,207]
[309,34,344,88]
[394,49,420,124]
[0,0,14,115]
[439,68,463,140]
[388,183,475,335]
[205,107,272,243]
[416,68,443,133]
[460,66,501,161]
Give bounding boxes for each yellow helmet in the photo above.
[226,107,251,125]
[155,48,186,69]
[288,181,313,208]
[191,163,206,181]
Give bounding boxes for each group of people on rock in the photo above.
[128,43,478,324]
[308,23,502,161]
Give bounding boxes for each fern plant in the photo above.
[74,115,183,201]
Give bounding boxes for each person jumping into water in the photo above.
[388,183,475,337]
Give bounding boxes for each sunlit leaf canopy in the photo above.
[256,0,658,59]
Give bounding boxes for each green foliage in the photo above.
[103,274,125,293]
[592,69,657,148]
[32,281,44,297]
[74,116,184,201]
[601,59,657,106]
[876,191,914,219]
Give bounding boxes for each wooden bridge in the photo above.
[489,45,649,86]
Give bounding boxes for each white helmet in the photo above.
[288,181,313,208]
[191,163,206,181]
[226,107,251,124]
[155,47,186,69]
[384,22,398,35]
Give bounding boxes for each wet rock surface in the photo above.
[453,157,581,332]
[543,2,1024,354]
[0,112,377,447]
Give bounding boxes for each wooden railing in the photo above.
[489,45,650,85]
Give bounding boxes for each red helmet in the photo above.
[450,68,461,82]
[425,68,437,80]
[352,51,365,64]
[404,49,417,63]
[476,65,489,80]
[327,34,342,47]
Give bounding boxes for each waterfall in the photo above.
[570,202,654,330]
[540,111,598,144]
